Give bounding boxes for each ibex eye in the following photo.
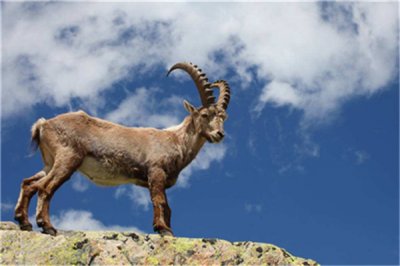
[201,113,208,118]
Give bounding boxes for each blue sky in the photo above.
[1,2,398,265]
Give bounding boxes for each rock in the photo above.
[0,222,19,231]
[0,221,318,265]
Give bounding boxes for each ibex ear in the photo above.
[183,100,198,115]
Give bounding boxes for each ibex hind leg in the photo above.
[34,149,83,236]
[14,168,50,231]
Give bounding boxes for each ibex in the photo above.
[14,62,230,236]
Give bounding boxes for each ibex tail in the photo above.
[30,118,46,154]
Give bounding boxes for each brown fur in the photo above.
[14,102,227,235]
[14,62,230,236]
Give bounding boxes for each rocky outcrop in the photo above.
[0,222,318,265]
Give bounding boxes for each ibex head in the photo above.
[167,62,231,143]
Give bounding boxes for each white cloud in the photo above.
[2,2,175,117]
[105,87,183,128]
[2,2,397,123]
[253,3,398,123]
[255,81,302,112]
[294,131,320,158]
[0,202,14,212]
[114,186,151,211]
[71,173,90,192]
[31,209,143,233]
[354,150,370,165]
[343,148,370,165]
[245,203,263,213]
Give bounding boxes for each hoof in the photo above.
[15,215,33,231]
[42,227,57,236]
[36,218,44,227]
[20,223,33,231]
[159,229,174,237]
[14,214,23,223]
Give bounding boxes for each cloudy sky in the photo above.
[1,2,398,264]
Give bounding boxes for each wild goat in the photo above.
[14,62,230,236]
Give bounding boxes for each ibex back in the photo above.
[14,62,231,236]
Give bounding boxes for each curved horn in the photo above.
[167,62,215,107]
[211,80,231,110]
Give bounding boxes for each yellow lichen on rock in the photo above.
[172,237,196,253]
[0,222,319,265]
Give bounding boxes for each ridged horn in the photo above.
[167,62,215,107]
[211,80,231,110]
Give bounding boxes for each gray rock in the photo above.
[0,221,319,265]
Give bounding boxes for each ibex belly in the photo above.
[78,156,148,187]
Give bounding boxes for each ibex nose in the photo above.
[217,131,225,139]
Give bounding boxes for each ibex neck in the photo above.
[170,116,206,163]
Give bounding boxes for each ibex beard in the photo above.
[14,62,231,236]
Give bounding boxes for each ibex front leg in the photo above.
[148,168,173,236]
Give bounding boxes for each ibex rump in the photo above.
[14,62,230,236]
